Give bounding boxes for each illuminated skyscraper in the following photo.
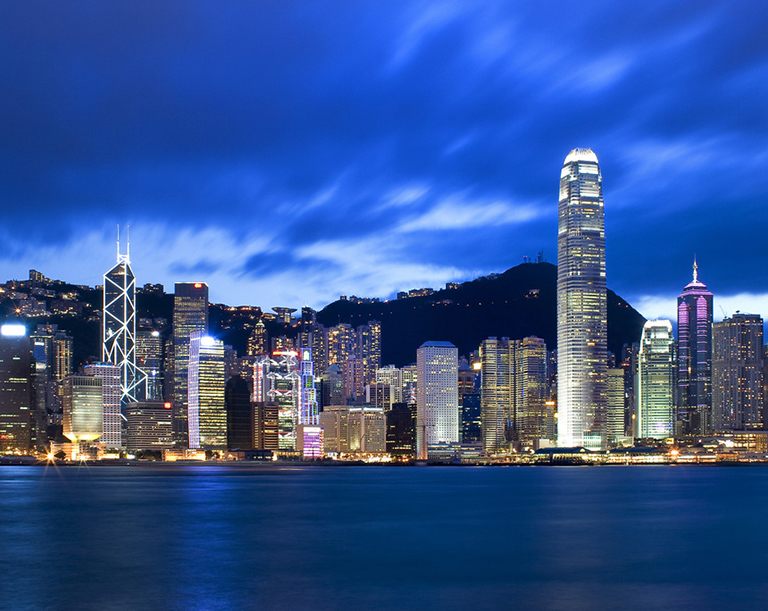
[480,337,515,453]
[713,313,764,430]
[0,323,34,453]
[62,376,103,444]
[636,320,676,440]
[172,282,209,446]
[188,331,226,450]
[515,336,548,443]
[83,363,121,448]
[677,261,713,436]
[606,368,626,444]
[416,341,458,459]
[557,148,607,449]
[103,232,145,405]
[253,351,301,451]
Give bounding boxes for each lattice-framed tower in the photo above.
[103,227,146,406]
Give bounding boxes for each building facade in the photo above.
[556,148,607,449]
[677,262,713,436]
[636,320,676,440]
[416,341,459,459]
[187,331,226,450]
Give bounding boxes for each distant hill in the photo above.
[317,262,646,366]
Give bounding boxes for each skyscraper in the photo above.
[636,320,676,440]
[515,336,548,443]
[677,261,713,436]
[557,148,607,450]
[187,331,226,450]
[172,282,209,446]
[0,323,34,453]
[83,363,121,448]
[713,312,764,430]
[416,341,458,459]
[103,233,145,405]
[480,337,515,453]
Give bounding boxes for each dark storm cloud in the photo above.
[1,0,768,311]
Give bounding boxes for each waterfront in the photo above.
[2,465,768,610]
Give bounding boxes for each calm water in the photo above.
[2,464,768,610]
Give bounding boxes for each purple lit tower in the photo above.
[677,260,713,436]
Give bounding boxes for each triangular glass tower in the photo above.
[103,227,146,405]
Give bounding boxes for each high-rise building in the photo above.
[713,313,764,430]
[62,376,103,444]
[103,234,145,405]
[83,363,121,448]
[386,402,416,458]
[225,375,253,450]
[172,282,209,446]
[515,337,548,443]
[480,337,515,453]
[677,261,713,436]
[606,368,626,444]
[247,319,268,356]
[557,148,607,449]
[253,351,301,451]
[136,320,165,401]
[416,341,459,459]
[636,321,676,440]
[187,331,226,450]
[0,323,34,453]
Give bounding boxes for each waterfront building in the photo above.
[416,341,459,459]
[225,375,253,450]
[103,232,146,405]
[172,282,209,445]
[713,313,764,430]
[556,148,607,450]
[386,402,416,458]
[135,321,165,401]
[480,337,515,453]
[253,351,301,451]
[62,375,103,444]
[83,363,121,448]
[636,321,676,440]
[187,331,226,450]
[606,368,626,444]
[0,323,34,453]
[677,261,713,436]
[125,401,173,451]
[515,337,548,443]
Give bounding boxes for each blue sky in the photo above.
[2,1,767,320]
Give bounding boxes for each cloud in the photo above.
[398,196,544,232]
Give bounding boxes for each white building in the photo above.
[556,148,607,449]
[416,341,458,459]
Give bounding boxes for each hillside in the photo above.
[317,262,645,366]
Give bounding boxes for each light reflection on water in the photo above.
[2,465,768,611]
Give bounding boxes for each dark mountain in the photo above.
[317,262,645,366]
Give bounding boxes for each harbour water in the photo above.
[2,464,768,610]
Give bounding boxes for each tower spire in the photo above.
[116,224,120,262]
[693,256,698,283]
[126,225,130,263]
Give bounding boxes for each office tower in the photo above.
[318,405,386,454]
[187,331,226,450]
[377,365,403,403]
[713,313,764,430]
[136,321,165,401]
[62,375,103,443]
[480,337,515,453]
[401,365,418,404]
[677,261,714,436]
[387,402,416,458]
[225,375,253,450]
[0,323,34,453]
[357,320,382,386]
[254,401,279,451]
[557,148,607,449]
[247,319,268,356]
[606,368,626,444]
[636,320,676,439]
[83,363,121,448]
[172,282,209,446]
[253,351,300,451]
[125,401,173,451]
[416,341,459,459]
[297,347,321,458]
[515,337,548,443]
[320,364,343,409]
[103,233,145,405]
[620,343,639,437]
[319,406,351,454]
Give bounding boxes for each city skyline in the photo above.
[2,2,768,320]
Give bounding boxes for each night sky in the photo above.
[2,1,767,320]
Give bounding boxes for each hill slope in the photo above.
[317,262,645,366]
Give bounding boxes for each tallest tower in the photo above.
[556,148,607,449]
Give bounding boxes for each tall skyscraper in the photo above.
[677,261,713,436]
[253,351,301,451]
[713,313,764,430]
[62,375,103,444]
[103,232,145,405]
[636,320,676,440]
[0,323,34,453]
[416,341,458,459]
[515,336,548,443]
[187,331,226,450]
[606,368,626,444]
[172,282,209,446]
[557,148,607,449]
[480,337,515,453]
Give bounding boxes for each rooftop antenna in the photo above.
[126,224,130,263]
[692,255,698,283]
[116,224,120,261]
